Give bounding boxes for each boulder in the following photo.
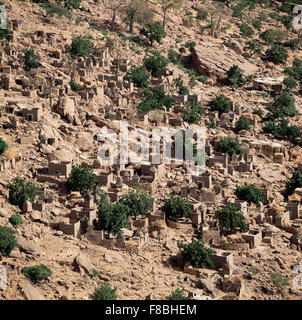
[16,236,37,255]
[22,280,46,300]
[73,252,94,276]
[191,42,257,80]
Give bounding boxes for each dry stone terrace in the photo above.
[0,0,302,301]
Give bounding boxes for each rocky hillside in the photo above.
[0,0,302,300]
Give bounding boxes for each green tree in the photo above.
[163,196,191,222]
[265,45,288,64]
[70,79,83,91]
[226,65,245,87]
[125,66,150,88]
[286,171,302,195]
[216,137,242,157]
[235,184,264,204]
[167,289,188,300]
[69,35,92,59]
[90,283,117,300]
[234,116,250,133]
[215,204,246,234]
[97,195,128,234]
[260,29,276,44]
[143,51,169,77]
[9,177,37,209]
[25,49,40,71]
[140,22,166,46]
[0,29,13,41]
[0,137,8,155]
[22,264,52,283]
[270,90,297,118]
[181,100,205,124]
[240,22,254,38]
[9,214,22,227]
[0,226,19,257]
[179,238,215,268]
[283,77,297,91]
[209,95,232,115]
[280,15,293,30]
[137,86,174,114]
[118,190,153,219]
[66,165,95,193]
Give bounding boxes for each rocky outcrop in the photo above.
[191,42,258,80]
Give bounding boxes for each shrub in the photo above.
[90,283,117,300]
[265,45,288,64]
[245,41,263,57]
[104,113,115,120]
[226,65,245,87]
[63,0,82,9]
[181,100,205,124]
[271,273,290,294]
[0,226,19,257]
[262,119,300,143]
[167,289,188,300]
[97,194,128,235]
[235,184,264,204]
[283,77,297,91]
[24,49,39,71]
[270,90,297,118]
[284,58,302,81]
[280,15,293,30]
[168,49,182,64]
[252,108,263,118]
[137,86,174,114]
[216,137,242,157]
[69,35,92,59]
[260,29,276,44]
[22,264,52,282]
[234,116,250,133]
[215,204,246,234]
[40,3,72,19]
[240,23,254,38]
[0,29,13,41]
[125,66,149,88]
[70,79,83,91]
[179,238,215,268]
[163,196,191,222]
[173,77,189,95]
[140,22,166,46]
[0,137,8,155]
[9,214,22,227]
[9,177,37,209]
[66,165,95,193]
[118,190,153,219]
[252,19,262,31]
[209,95,232,115]
[286,171,302,195]
[279,3,292,14]
[143,51,169,77]
[183,41,196,51]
